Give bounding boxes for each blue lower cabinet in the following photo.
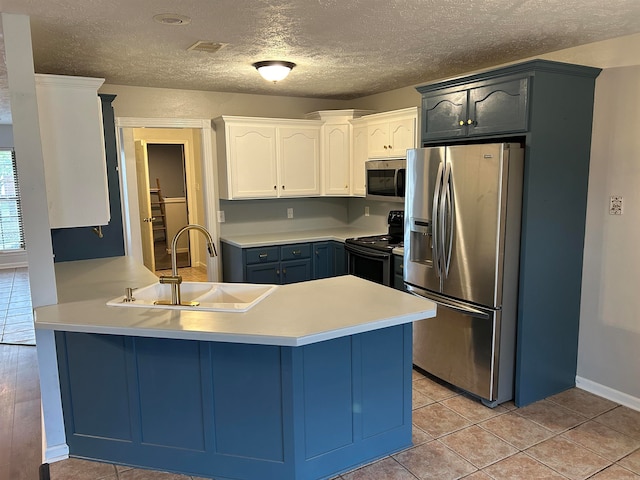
[246,262,281,284]
[281,258,312,284]
[313,241,347,279]
[55,324,413,480]
[393,255,405,291]
[223,240,346,284]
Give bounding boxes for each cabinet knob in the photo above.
[459,120,465,126]
[276,269,280,275]
[282,185,285,190]
[383,145,388,149]
[273,185,277,190]
[467,119,474,125]
[282,268,287,275]
[388,145,392,149]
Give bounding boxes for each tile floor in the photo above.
[0,267,35,346]
[48,370,640,480]
[155,265,208,282]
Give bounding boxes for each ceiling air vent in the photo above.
[187,41,228,54]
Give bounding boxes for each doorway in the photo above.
[146,143,190,271]
[119,123,218,282]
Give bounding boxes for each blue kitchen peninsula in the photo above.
[34,257,436,480]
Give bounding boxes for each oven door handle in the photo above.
[345,243,391,259]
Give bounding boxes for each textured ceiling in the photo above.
[1,0,640,123]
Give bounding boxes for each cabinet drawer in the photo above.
[246,246,280,265]
[280,243,311,260]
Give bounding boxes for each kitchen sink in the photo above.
[106,282,278,312]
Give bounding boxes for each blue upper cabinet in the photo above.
[420,76,529,142]
[416,60,601,407]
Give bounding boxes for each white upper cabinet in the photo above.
[322,123,351,196]
[35,74,109,228]
[214,109,415,200]
[366,107,418,159]
[350,123,368,197]
[214,116,321,200]
[278,125,321,197]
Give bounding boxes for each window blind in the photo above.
[0,148,25,251]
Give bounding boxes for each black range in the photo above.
[345,210,404,286]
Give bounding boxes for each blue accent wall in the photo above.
[51,94,125,262]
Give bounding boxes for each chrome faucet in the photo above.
[159,224,217,305]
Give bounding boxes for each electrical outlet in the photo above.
[609,196,623,215]
[287,208,294,219]
[217,210,225,223]
[365,206,370,217]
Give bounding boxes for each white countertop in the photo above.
[220,227,384,248]
[34,256,436,347]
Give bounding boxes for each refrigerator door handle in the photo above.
[443,166,454,277]
[439,162,451,278]
[432,162,444,279]
[407,285,491,319]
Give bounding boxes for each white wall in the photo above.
[576,65,640,407]
[102,84,349,120]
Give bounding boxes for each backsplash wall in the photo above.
[218,197,402,237]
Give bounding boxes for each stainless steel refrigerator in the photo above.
[404,143,524,407]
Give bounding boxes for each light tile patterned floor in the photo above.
[155,266,208,282]
[48,370,640,480]
[0,267,35,346]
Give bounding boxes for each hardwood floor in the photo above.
[0,344,41,480]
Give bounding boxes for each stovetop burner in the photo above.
[346,234,403,252]
[346,210,405,252]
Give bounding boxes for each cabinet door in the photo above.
[367,122,391,158]
[468,78,529,137]
[228,124,278,198]
[313,242,331,279]
[246,263,280,284]
[351,125,368,196]
[323,124,351,195]
[393,255,405,291]
[36,75,110,228]
[332,242,347,276]
[388,118,416,157]
[422,90,468,142]
[281,259,312,284]
[279,126,321,197]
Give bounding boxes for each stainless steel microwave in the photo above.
[365,159,406,202]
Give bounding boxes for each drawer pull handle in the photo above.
[292,250,301,255]
[259,253,268,259]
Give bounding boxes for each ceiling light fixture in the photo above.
[252,61,296,83]
[153,13,191,26]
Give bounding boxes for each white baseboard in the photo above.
[165,247,189,255]
[43,442,69,464]
[576,376,640,412]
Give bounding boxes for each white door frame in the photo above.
[115,117,220,280]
